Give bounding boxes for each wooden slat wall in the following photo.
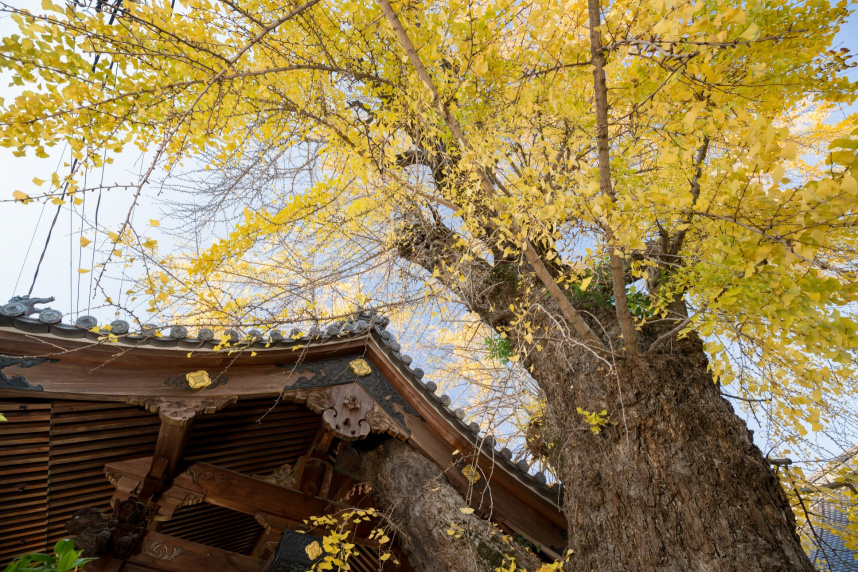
[159,503,263,556]
[47,402,161,542]
[183,398,321,476]
[0,400,51,563]
[351,543,385,572]
[0,399,161,565]
[1,396,332,566]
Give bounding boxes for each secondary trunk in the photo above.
[529,331,813,572]
[361,439,542,572]
[397,220,815,571]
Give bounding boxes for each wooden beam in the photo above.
[366,343,569,553]
[251,513,294,560]
[103,397,236,528]
[144,396,237,478]
[105,457,352,523]
[0,329,367,400]
[130,531,264,572]
[105,458,406,556]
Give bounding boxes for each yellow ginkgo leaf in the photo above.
[77,268,90,274]
[149,219,160,226]
[12,190,30,202]
[32,177,46,186]
[462,465,481,484]
[739,22,760,41]
[459,507,474,515]
[79,236,92,247]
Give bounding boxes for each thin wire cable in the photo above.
[88,152,106,317]
[116,151,145,315]
[25,2,123,304]
[75,167,88,318]
[27,157,78,297]
[13,201,48,298]
[88,62,115,317]
[12,141,69,297]
[68,147,74,317]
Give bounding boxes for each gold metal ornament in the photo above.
[349,358,372,377]
[305,540,323,560]
[185,370,212,389]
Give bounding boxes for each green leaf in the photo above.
[53,539,75,556]
[57,550,77,572]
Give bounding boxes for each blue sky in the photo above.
[1,4,855,319]
[0,3,856,460]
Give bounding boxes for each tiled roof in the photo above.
[810,495,858,572]
[0,297,562,506]
[805,446,858,571]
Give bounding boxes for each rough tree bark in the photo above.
[361,439,542,572]
[396,220,815,572]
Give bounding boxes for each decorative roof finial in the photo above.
[1,295,62,324]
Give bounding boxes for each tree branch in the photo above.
[377,0,607,353]
[587,0,639,355]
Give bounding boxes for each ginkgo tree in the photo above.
[2,0,858,569]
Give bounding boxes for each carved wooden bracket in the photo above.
[282,355,417,438]
[323,383,373,440]
[154,487,206,522]
[253,512,294,560]
[104,466,205,522]
[127,395,237,422]
[292,383,407,441]
[66,498,150,559]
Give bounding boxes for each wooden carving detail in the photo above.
[283,356,418,432]
[258,463,299,489]
[321,383,374,441]
[153,487,206,522]
[143,538,183,561]
[186,465,234,490]
[104,468,124,488]
[293,387,335,413]
[104,464,205,522]
[127,396,237,422]
[163,372,228,391]
[365,403,409,440]
[291,384,407,440]
[0,355,56,391]
[66,498,150,559]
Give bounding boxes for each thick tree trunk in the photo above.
[397,219,816,571]
[361,439,542,572]
[532,334,814,572]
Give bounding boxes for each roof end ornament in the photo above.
[1,295,62,324]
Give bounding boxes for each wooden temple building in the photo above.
[0,297,566,571]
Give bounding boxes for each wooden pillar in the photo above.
[251,513,294,560]
[129,396,238,478]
